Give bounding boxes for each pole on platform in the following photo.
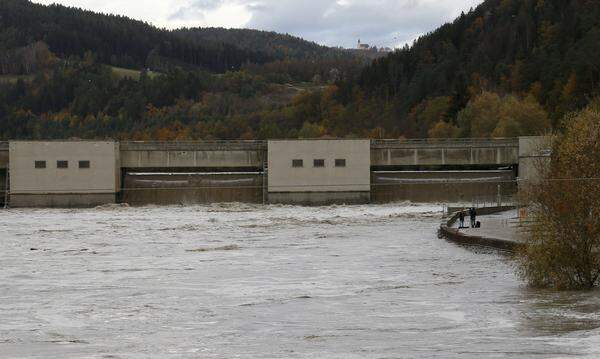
[3,167,9,209]
[497,184,501,208]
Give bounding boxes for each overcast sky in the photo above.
[34,0,484,48]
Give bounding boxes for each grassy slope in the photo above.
[110,66,160,80]
[0,74,35,84]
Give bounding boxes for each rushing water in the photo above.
[1,203,600,358]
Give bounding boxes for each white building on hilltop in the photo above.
[357,39,371,50]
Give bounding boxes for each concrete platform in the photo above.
[440,208,524,251]
[457,210,525,244]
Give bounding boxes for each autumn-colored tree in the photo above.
[368,127,386,139]
[457,92,549,138]
[428,121,460,138]
[493,95,550,137]
[407,96,452,138]
[518,99,600,289]
[298,121,325,139]
[457,92,502,137]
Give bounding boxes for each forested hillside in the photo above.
[1,0,599,141]
[352,0,600,138]
[176,28,346,61]
[0,0,272,72]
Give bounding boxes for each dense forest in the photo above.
[0,0,599,140]
[175,28,347,61]
[0,0,274,72]
[355,0,600,138]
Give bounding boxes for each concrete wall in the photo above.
[2,138,531,207]
[9,141,119,207]
[10,194,116,208]
[122,172,263,205]
[518,136,551,185]
[371,170,517,204]
[371,139,519,168]
[120,141,266,169]
[268,191,370,206]
[268,140,371,193]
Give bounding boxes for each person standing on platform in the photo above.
[470,207,477,228]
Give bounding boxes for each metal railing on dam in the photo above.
[371,138,519,148]
[120,140,267,151]
[371,138,519,168]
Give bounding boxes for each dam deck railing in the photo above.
[371,138,519,148]
[1,139,520,151]
[120,140,267,151]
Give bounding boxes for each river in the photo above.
[1,203,599,358]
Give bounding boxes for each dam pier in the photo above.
[0,138,546,207]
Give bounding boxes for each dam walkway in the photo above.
[440,208,525,251]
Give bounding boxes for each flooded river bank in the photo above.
[1,203,600,358]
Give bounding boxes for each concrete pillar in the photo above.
[414,149,418,166]
[470,147,475,165]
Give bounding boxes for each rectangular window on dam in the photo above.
[34,161,46,169]
[335,159,346,167]
[57,160,68,169]
[292,159,303,168]
[79,160,91,169]
[313,159,325,168]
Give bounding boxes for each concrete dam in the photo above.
[1,138,540,207]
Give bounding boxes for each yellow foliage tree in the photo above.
[458,91,550,138]
[428,121,460,138]
[518,99,600,289]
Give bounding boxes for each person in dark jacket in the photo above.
[459,211,465,229]
[470,207,477,228]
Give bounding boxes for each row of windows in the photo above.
[34,160,91,169]
[292,159,346,168]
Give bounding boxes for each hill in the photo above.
[0,2,359,141]
[0,0,273,73]
[175,28,347,61]
[351,0,600,137]
[2,0,599,141]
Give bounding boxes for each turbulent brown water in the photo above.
[1,203,600,358]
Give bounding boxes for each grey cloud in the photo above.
[168,0,226,21]
[170,0,484,48]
